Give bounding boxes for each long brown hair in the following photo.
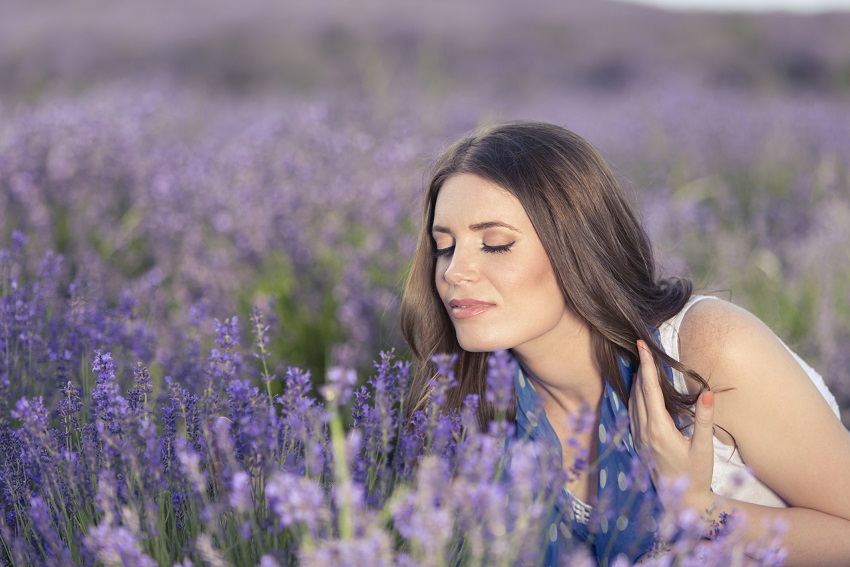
[400,121,707,430]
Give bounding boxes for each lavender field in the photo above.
[1,0,849,565]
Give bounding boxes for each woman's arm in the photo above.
[630,298,850,566]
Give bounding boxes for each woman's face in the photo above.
[432,173,584,358]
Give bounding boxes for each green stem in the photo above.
[328,403,353,540]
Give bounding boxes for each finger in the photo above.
[632,369,656,457]
[637,340,668,424]
[689,390,715,459]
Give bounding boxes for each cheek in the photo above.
[499,254,558,297]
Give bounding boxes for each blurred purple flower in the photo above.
[28,495,73,563]
[84,523,157,567]
[229,470,253,514]
[485,350,516,415]
[175,437,207,495]
[427,353,458,414]
[321,366,357,406]
[299,529,395,567]
[265,471,328,533]
[258,555,282,567]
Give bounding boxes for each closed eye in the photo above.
[483,242,514,254]
[433,245,455,258]
[433,242,514,258]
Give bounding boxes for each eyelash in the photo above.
[432,242,515,258]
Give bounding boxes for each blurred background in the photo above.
[1,0,849,419]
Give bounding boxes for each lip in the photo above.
[448,298,496,320]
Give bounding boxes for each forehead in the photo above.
[433,174,528,226]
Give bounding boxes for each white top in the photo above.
[658,295,842,507]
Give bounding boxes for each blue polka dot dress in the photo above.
[512,352,668,565]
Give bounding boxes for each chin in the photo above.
[456,334,511,354]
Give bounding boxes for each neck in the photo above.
[511,325,604,416]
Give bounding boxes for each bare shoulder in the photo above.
[675,295,840,441]
[675,298,850,513]
[675,296,775,392]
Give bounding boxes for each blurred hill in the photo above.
[2,0,850,101]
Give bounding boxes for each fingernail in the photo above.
[702,391,714,406]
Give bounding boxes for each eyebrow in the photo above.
[432,221,523,235]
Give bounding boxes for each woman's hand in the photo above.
[628,340,716,513]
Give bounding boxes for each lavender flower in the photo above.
[11,396,54,486]
[278,366,314,416]
[250,306,276,404]
[428,353,458,412]
[160,396,180,479]
[265,471,329,533]
[485,350,516,415]
[321,366,358,406]
[391,456,454,561]
[194,533,232,567]
[55,379,82,447]
[258,555,282,567]
[90,350,131,436]
[562,403,595,482]
[229,470,253,514]
[175,437,208,494]
[299,529,395,567]
[207,317,242,389]
[214,317,240,350]
[226,377,271,469]
[95,468,121,527]
[27,495,74,563]
[84,523,157,567]
[127,362,153,416]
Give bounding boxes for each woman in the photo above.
[400,121,850,565]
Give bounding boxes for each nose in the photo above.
[442,247,478,286]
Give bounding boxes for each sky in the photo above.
[621,0,850,11]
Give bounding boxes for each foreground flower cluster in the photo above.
[0,240,792,566]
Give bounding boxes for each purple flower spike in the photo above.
[391,456,454,560]
[56,380,83,444]
[229,470,253,514]
[128,362,153,415]
[321,366,357,406]
[278,366,313,415]
[428,353,458,411]
[249,307,272,360]
[84,524,157,567]
[431,353,458,382]
[258,555,282,567]
[485,350,516,415]
[300,529,395,567]
[265,471,328,533]
[27,495,73,562]
[175,437,208,494]
[90,350,131,436]
[566,402,596,434]
[214,316,240,350]
[12,396,49,434]
[92,350,116,380]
